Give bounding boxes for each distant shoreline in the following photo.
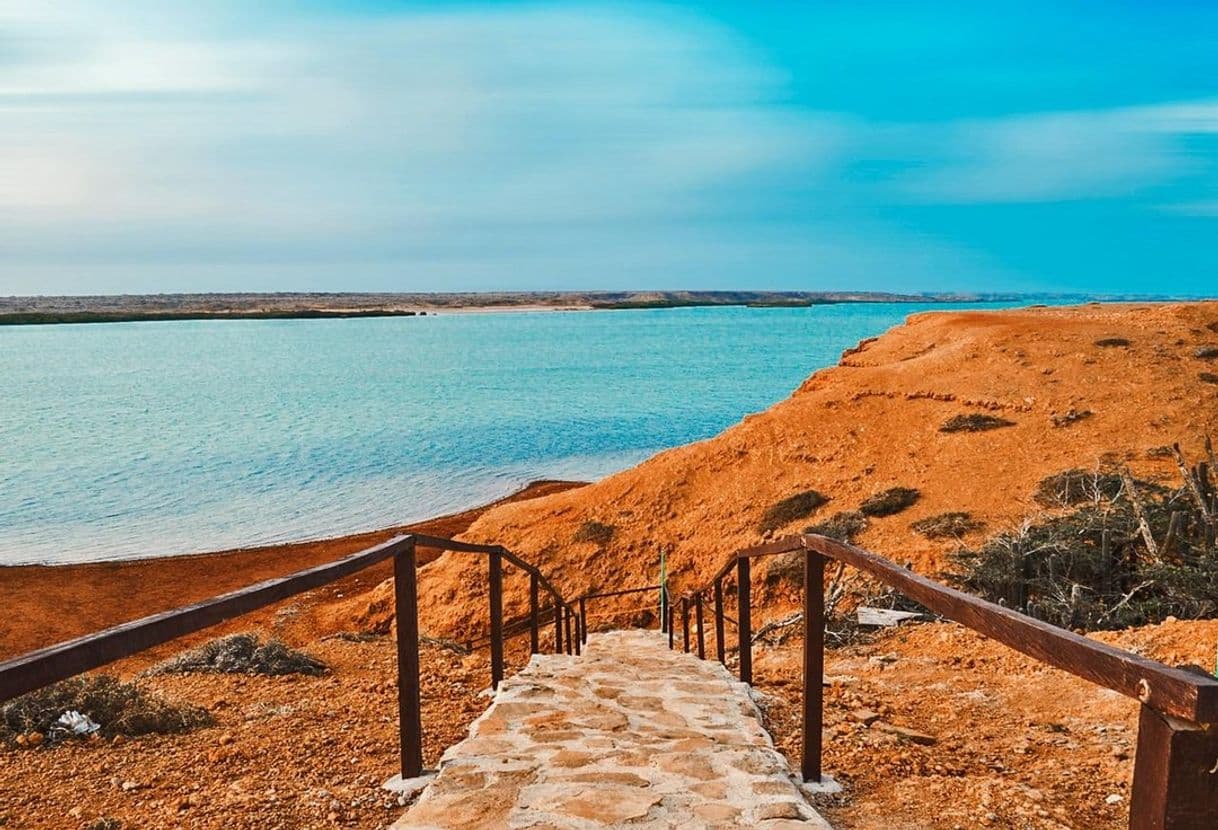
[0,289,1097,327]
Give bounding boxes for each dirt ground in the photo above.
[5,302,1218,829]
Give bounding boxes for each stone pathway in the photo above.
[393,629,832,829]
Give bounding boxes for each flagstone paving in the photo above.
[393,629,832,829]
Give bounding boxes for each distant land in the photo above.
[0,290,1109,326]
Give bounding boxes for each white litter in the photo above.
[56,710,101,736]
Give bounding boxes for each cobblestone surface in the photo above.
[393,630,831,829]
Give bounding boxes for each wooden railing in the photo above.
[0,532,584,780]
[6,528,1217,826]
[672,533,1218,830]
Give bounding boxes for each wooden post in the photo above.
[802,549,825,783]
[737,557,752,684]
[695,592,705,660]
[682,596,690,653]
[579,596,587,644]
[529,572,540,655]
[554,599,563,654]
[660,586,668,634]
[1130,706,1218,830]
[668,601,675,649]
[393,540,424,779]
[713,578,726,665]
[573,612,582,656]
[564,608,573,655]
[489,551,503,690]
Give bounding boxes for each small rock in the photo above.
[851,709,881,726]
[121,780,143,792]
[1106,794,1124,805]
[874,723,937,745]
[26,732,44,747]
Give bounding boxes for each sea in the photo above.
[0,302,1031,565]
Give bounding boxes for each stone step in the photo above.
[393,629,832,829]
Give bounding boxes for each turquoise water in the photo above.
[0,303,1021,565]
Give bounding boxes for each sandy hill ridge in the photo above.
[342,302,1218,639]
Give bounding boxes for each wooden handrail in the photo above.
[0,532,584,781]
[0,534,413,702]
[673,532,1218,829]
[800,534,1218,723]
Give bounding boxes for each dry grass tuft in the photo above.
[805,510,868,543]
[573,520,616,546]
[1,675,212,743]
[759,490,829,534]
[940,413,1016,433]
[911,512,984,539]
[150,633,327,677]
[859,487,920,517]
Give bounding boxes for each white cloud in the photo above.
[0,2,863,287]
[894,101,1218,203]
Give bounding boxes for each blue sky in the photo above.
[1,1,1216,296]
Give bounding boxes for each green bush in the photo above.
[758,490,829,534]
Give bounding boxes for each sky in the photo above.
[1,1,1216,297]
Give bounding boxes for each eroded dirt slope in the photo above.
[387,302,1218,639]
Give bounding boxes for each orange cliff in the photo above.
[337,302,1218,640]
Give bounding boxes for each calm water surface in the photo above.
[0,303,1022,564]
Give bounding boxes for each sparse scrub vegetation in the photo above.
[150,633,327,677]
[758,490,828,534]
[1200,372,1218,384]
[1094,337,1131,348]
[940,413,1016,433]
[573,520,616,546]
[859,487,920,517]
[911,512,984,539]
[952,448,1218,630]
[1,675,212,743]
[1195,346,1218,360]
[1033,468,1164,508]
[805,510,868,543]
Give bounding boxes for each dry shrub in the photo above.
[86,820,122,830]
[759,490,828,534]
[806,510,868,543]
[940,414,1016,433]
[952,465,1218,631]
[150,633,326,677]
[573,520,615,546]
[1,675,212,742]
[764,552,805,588]
[1033,469,1165,508]
[911,512,984,539]
[1200,372,1218,385]
[1195,346,1218,360]
[1094,337,1131,348]
[859,487,920,517]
